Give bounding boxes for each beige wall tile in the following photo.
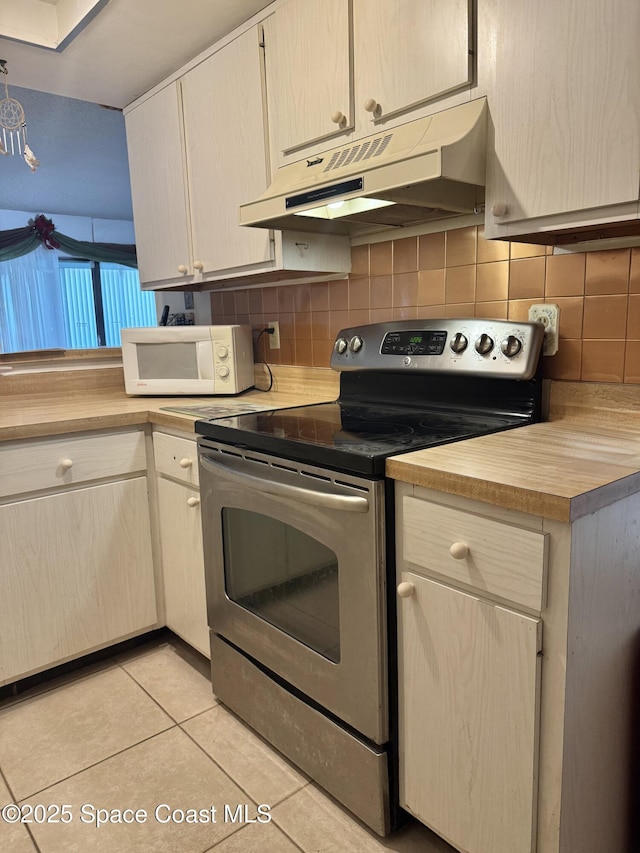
[393,236,418,273]
[263,286,279,314]
[510,242,546,259]
[311,311,331,340]
[329,280,349,310]
[417,304,447,318]
[393,305,418,319]
[445,302,475,317]
[369,240,393,275]
[418,231,446,269]
[211,292,224,317]
[329,309,350,337]
[222,291,236,315]
[508,298,539,322]
[278,312,295,340]
[234,290,249,315]
[248,288,263,314]
[627,294,640,339]
[370,306,394,323]
[393,271,418,307]
[553,296,584,339]
[294,313,313,341]
[545,339,583,381]
[350,243,369,276]
[475,301,508,319]
[295,339,313,366]
[347,308,370,327]
[545,253,586,297]
[630,248,640,293]
[476,261,509,302]
[624,340,640,383]
[278,286,295,313]
[418,269,446,306]
[370,275,393,308]
[310,282,330,312]
[294,283,311,313]
[445,265,476,303]
[584,249,631,295]
[509,257,545,300]
[477,228,509,263]
[313,339,333,366]
[348,276,370,309]
[445,226,477,267]
[582,294,628,339]
[581,340,625,382]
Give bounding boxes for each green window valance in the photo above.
[0,214,137,267]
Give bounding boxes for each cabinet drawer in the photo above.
[0,430,147,499]
[153,432,199,486]
[402,497,547,611]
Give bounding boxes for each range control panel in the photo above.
[330,319,545,380]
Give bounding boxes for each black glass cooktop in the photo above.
[195,399,526,477]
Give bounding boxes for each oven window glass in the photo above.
[222,508,340,662]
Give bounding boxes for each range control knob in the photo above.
[475,333,495,355]
[349,335,363,353]
[334,337,348,354]
[450,332,468,354]
[500,335,523,358]
[218,365,230,378]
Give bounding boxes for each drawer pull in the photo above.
[179,458,193,469]
[60,458,74,471]
[187,496,200,508]
[397,582,415,599]
[449,542,469,560]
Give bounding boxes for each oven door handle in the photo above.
[199,453,370,513]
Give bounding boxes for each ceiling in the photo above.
[0,0,273,108]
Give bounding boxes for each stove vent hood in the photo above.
[240,98,487,237]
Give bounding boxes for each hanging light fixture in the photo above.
[0,60,39,172]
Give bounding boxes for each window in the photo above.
[0,247,156,354]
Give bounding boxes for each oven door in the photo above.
[198,441,387,745]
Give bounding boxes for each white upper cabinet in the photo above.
[181,26,273,276]
[353,0,471,128]
[264,0,473,165]
[125,23,351,290]
[264,0,353,155]
[126,82,193,287]
[485,0,640,240]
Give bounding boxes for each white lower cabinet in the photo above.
[153,431,209,658]
[396,481,640,853]
[399,570,541,853]
[0,474,157,684]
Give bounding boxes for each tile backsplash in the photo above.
[210,225,640,384]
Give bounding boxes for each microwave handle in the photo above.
[196,341,215,380]
[199,453,369,513]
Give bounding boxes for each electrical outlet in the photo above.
[268,321,280,349]
[528,304,560,356]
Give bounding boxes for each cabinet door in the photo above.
[157,477,209,658]
[398,571,541,853]
[485,0,640,235]
[0,479,157,684]
[125,83,193,286]
[353,0,472,130]
[181,26,273,276]
[264,0,353,157]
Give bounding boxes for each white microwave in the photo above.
[121,325,254,396]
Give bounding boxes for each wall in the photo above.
[210,225,640,384]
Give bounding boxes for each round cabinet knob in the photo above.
[60,458,74,471]
[217,345,229,359]
[193,260,204,271]
[334,337,348,354]
[397,581,415,598]
[331,110,346,126]
[177,265,188,274]
[450,332,468,354]
[475,333,494,355]
[349,335,363,353]
[500,335,523,358]
[364,98,380,116]
[179,457,193,469]
[491,202,509,217]
[449,542,470,560]
[218,365,230,378]
[187,496,200,508]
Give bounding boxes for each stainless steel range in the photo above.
[196,319,544,836]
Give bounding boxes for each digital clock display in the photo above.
[381,330,447,356]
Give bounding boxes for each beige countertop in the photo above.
[0,364,339,442]
[387,381,640,523]
[5,368,640,524]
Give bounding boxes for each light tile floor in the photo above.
[0,635,457,852]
